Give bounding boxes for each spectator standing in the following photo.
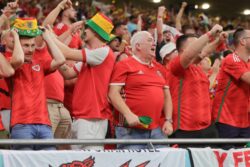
[109,31,173,149]
[51,12,115,150]
[7,18,65,150]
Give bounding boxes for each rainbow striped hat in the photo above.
[12,18,42,37]
[86,13,114,42]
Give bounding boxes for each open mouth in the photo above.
[151,48,155,52]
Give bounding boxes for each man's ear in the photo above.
[135,43,141,51]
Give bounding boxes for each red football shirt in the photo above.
[169,56,211,131]
[34,47,65,102]
[0,79,10,110]
[71,47,115,120]
[7,48,52,127]
[53,23,83,49]
[212,53,250,128]
[110,56,168,130]
[45,70,64,102]
[0,79,9,131]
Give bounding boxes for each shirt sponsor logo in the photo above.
[32,64,40,72]
[156,70,163,77]
[233,54,241,63]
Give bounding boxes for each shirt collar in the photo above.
[132,55,154,67]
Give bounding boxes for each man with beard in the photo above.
[213,28,250,149]
[42,0,83,145]
[50,12,115,150]
[7,18,65,150]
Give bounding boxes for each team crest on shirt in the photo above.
[156,70,163,77]
[137,70,144,75]
[32,64,40,72]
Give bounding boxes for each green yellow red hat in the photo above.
[12,18,42,37]
[86,13,114,42]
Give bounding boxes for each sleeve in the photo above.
[110,61,128,86]
[169,56,185,77]
[73,62,83,74]
[164,69,171,89]
[157,64,169,89]
[222,56,249,80]
[81,46,110,66]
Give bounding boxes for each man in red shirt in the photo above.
[7,18,65,150]
[213,28,250,148]
[42,0,78,146]
[0,29,24,142]
[43,0,82,123]
[51,12,115,150]
[168,25,223,147]
[108,31,173,149]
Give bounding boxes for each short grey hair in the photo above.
[130,31,152,52]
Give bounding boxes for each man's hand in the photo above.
[70,20,84,35]
[219,32,228,42]
[2,0,19,18]
[41,27,51,41]
[158,6,166,18]
[210,24,223,37]
[58,0,72,10]
[162,121,173,136]
[10,29,19,39]
[181,2,188,8]
[124,112,141,127]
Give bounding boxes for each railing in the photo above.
[0,138,249,145]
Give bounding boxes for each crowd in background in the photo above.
[0,0,249,151]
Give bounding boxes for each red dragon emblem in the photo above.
[49,156,95,167]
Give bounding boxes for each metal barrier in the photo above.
[0,138,249,145]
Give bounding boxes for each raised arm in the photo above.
[137,14,143,32]
[42,0,72,26]
[57,21,84,46]
[49,28,110,65]
[48,28,82,61]
[156,6,166,44]
[9,30,24,70]
[42,28,65,71]
[200,32,228,59]
[0,53,14,77]
[176,2,188,32]
[180,24,223,68]
[0,0,19,28]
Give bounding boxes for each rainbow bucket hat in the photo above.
[86,13,114,42]
[12,18,42,37]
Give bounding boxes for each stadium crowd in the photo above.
[0,0,249,150]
